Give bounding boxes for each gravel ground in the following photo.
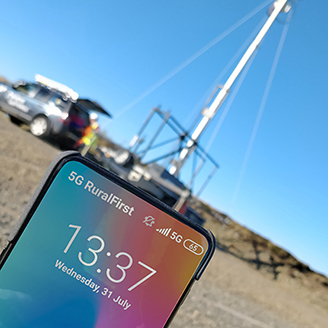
[0,112,327,327]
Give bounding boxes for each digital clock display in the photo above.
[0,160,211,327]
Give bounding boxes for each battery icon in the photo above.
[183,239,204,255]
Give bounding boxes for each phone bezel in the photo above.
[0,151,215,327]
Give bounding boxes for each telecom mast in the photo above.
[169,0,293,177]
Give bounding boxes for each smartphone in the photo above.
[0,152,215,328]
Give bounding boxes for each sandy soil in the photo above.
[0,112,327,327]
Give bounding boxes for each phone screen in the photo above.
[0,160,211,327]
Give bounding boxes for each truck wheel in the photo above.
[30,116,50,137]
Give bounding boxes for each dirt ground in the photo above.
[0,112,327,327]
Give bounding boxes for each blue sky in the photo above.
[1,0,327,276]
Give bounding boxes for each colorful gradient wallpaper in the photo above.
[0,161,210,327]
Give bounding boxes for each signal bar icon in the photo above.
[156,227,171,237]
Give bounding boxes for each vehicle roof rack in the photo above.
[35,74,79,101]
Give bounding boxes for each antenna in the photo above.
[169,0,293,177]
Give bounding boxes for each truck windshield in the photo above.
[14,83,38,96]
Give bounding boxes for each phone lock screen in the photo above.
[0,159,213,327]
